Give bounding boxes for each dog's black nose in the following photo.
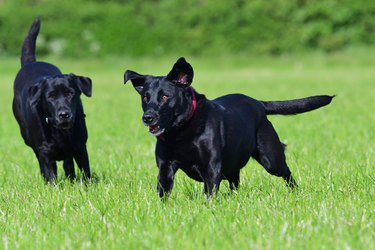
[58,111,70,120]
[142,114,154,124]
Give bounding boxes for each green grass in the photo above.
[0,50,374,249]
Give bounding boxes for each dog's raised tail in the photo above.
[21,16,40,67]
[262,95,334,115]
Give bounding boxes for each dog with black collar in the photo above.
[12,17,92,182]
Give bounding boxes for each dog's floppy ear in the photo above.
[28,80,45,108]
[69,73,92,97]
[124,70,146,94]
[166,57,194,87]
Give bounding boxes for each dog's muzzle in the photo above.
[142,112,165,136]
[148,124,165,136]
[55,111,74,129]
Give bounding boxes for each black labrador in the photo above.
[124,57,334,197]
[12,17,92,182]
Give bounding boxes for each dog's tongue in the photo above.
[149,125,159,133]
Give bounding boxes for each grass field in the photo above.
[0,50,374,249]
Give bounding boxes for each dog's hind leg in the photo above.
[252,119,298,188]
[63,158,76,180]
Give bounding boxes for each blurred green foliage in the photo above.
[1,0,374,57]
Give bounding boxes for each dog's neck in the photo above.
[44,115,55,127]
[158,87,197,141]
[186,87,197,121]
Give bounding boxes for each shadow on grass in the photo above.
[51,171,112,190]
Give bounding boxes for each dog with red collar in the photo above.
[124,57,334,198]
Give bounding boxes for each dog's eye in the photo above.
[161,95,169,103]
[143,96,149,103]
[63,89,73,97]
[48,92,56,100]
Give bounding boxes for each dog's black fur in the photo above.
[124,57,334,197]
[12,17,92,182]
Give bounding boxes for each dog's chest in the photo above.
[165,141,208,181]
[168,140,199,162]
[39,134,76,160]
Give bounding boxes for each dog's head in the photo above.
[29,74,92,129]
[124,57,194,136]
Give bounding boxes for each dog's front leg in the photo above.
[74,146,91,180]
[203,159,222,197]
[63,158,76,180]
[37,154,57,183]
[157,160,178,198]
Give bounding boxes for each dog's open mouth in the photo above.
[149,124,165,136]
[57,121,73,130]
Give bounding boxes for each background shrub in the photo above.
[0,0,374,57]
